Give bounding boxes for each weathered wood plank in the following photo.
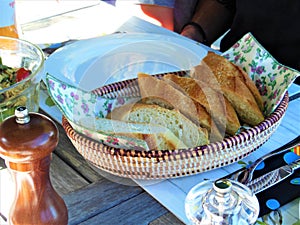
[43,110,102,183]
[79,192,168,225]
[149,212,185,225]
[50,153,89,195]
[63,179,144,225]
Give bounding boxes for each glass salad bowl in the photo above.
[0,36,44,122]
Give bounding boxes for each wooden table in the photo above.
[0,2,188,224]
[0,108,181,225]
[0,1,299,225]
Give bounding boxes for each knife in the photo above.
[246,158,300,194]
[224,135,300,184]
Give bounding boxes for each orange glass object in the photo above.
[0,24,19,38]
[0,0,19,38]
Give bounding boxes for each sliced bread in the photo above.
[191,52,264,126]
[78,116,187,150]
[137,73,221,142]
[162,73,240,136]
[109,103,209,147]
[138,73,218,133]
[138,95,222,142]
[235,66,264,111]
[137,73,201,126]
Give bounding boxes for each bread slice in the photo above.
[191,52,264,126]
[139,95,222,142]
[137,73,222,142]
[235,66,264,111]
[138,96,175,110]
[137,73,201,126]
[162,74,240,136]
[109,103,209,147]
[78,116,187,150]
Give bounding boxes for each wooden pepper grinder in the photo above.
[0,106,68,225]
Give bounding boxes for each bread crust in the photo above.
[235,66,264,111]
[191,52,264,126]
[109,103,209,148]
[163,74,240,136]
[139,95,217,140]
[137,73,201,126]
[137,73,223,142]
[106,107,188,150]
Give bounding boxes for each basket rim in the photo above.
[62,91,289,160]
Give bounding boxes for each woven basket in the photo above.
[62,78,289,180]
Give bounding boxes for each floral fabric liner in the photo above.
[46,32,300,149]
[46,76,146,150]
[222,33,299,115]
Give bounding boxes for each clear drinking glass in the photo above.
[0,36,44,122]
[185,179,260,225]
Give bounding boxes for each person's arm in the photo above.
[139,4,174,30]
[181,0,235,45]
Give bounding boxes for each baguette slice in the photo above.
[163,74,240,136]
[109,103,209,147]
[139,96,174,110]
[235,66,264,111]
[138,95,221,142]
[191,52,264,126]
[137,73,220,142]
[137,73,209,126]
[79,116,187,150]
[137,73,200,125]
